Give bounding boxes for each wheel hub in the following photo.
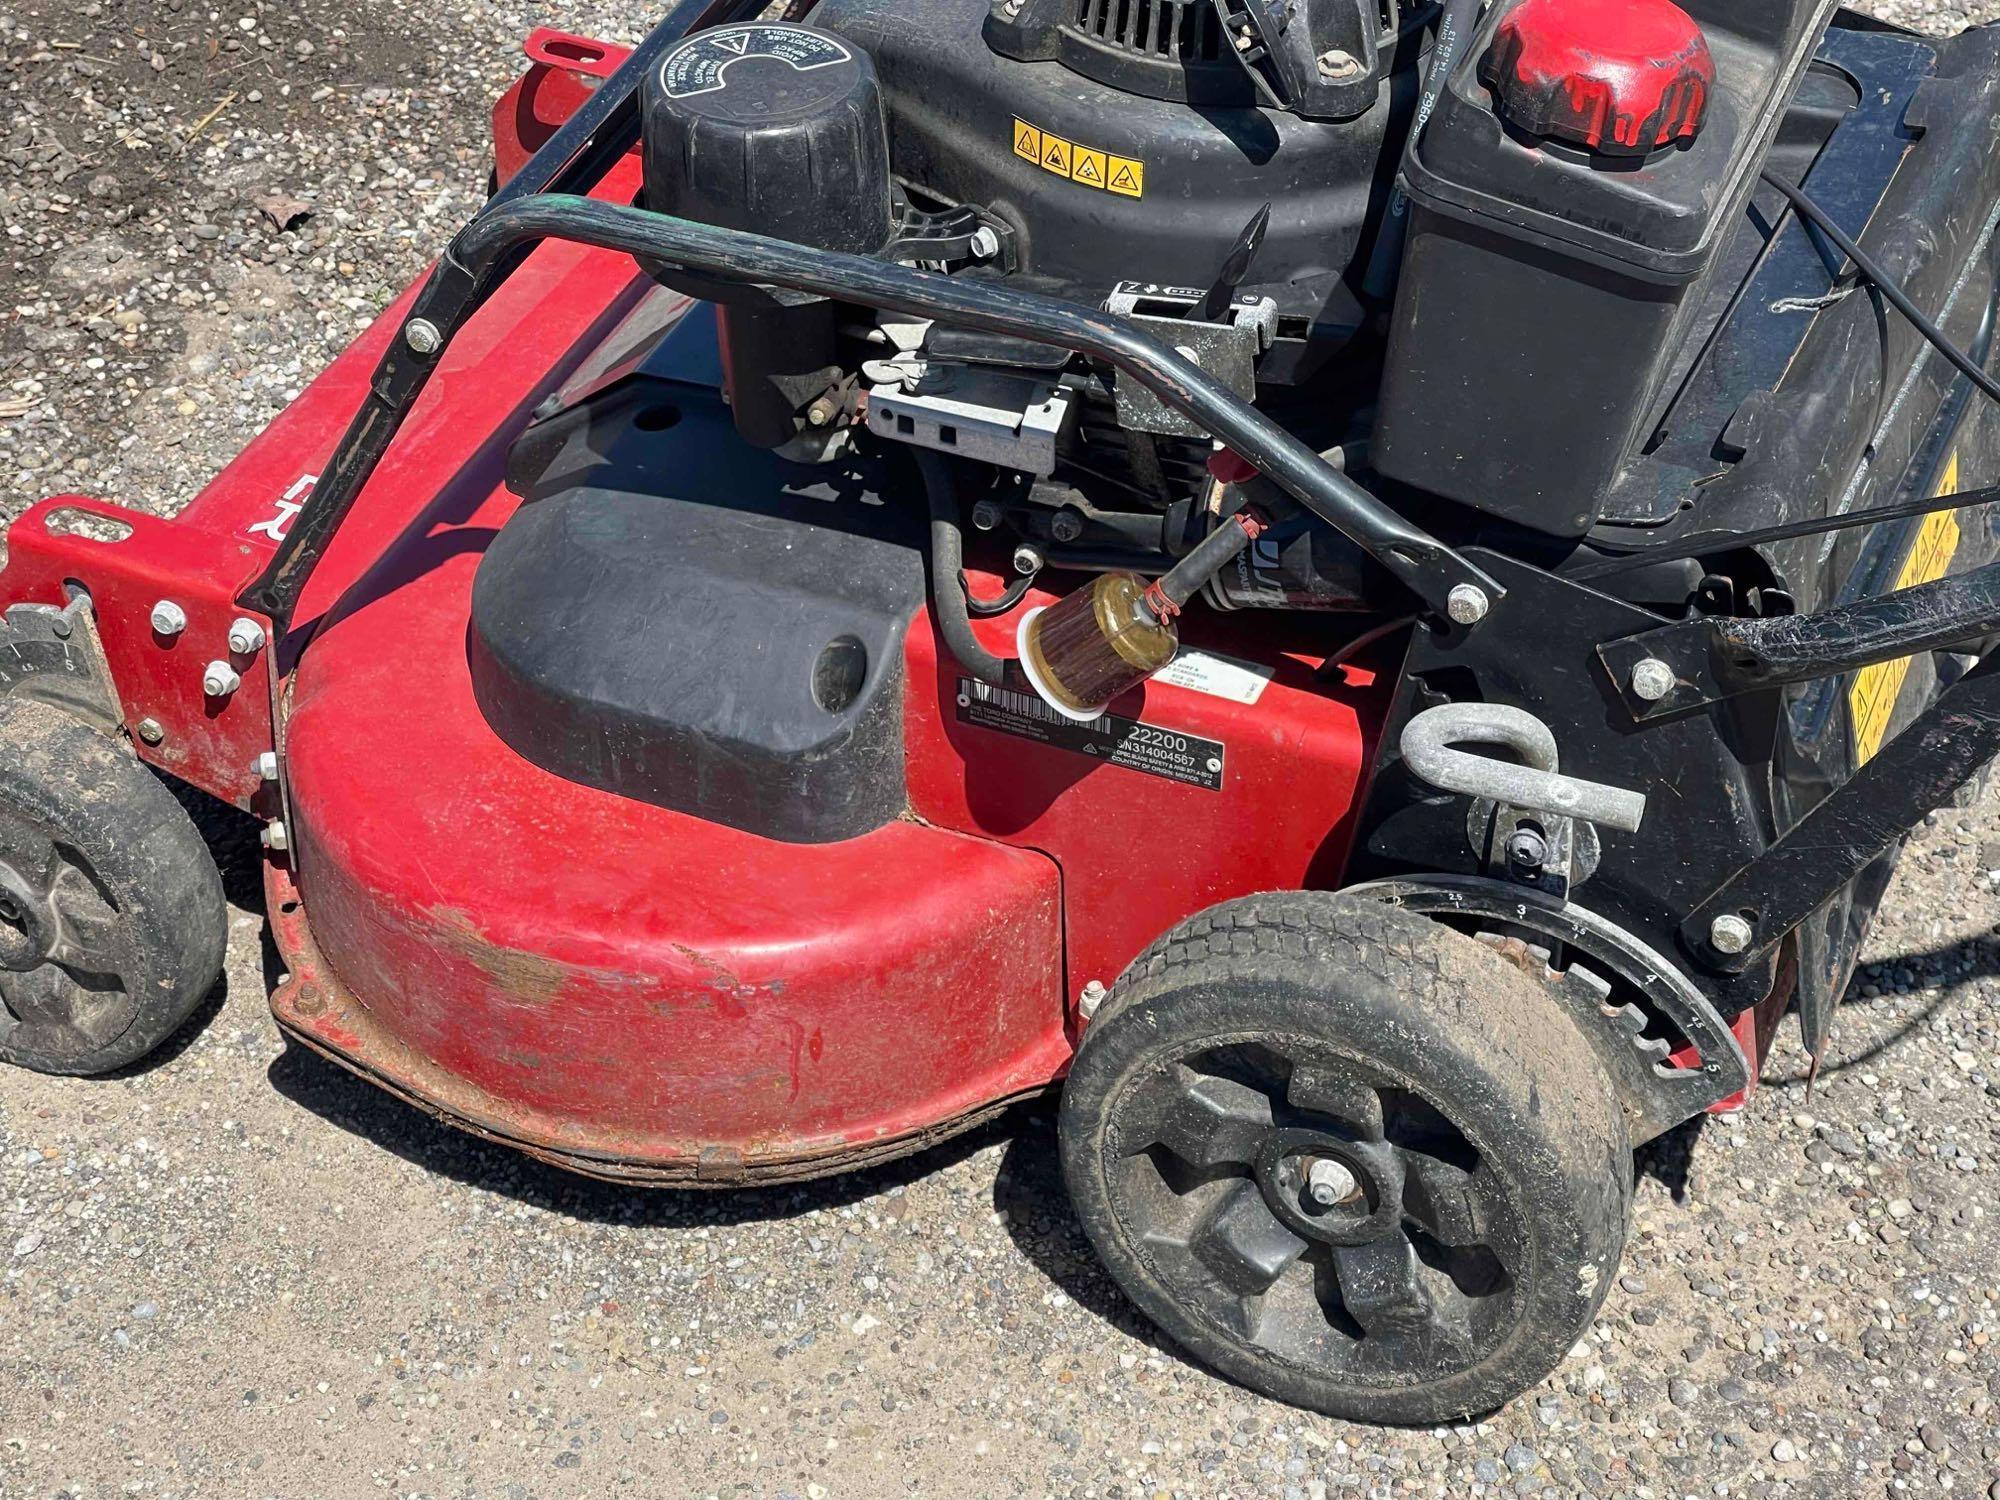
[0,859,57,972]
[1255,1128,1405,1247]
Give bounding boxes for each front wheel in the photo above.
[1059,892,1630,1424]
[0,698,227,1075]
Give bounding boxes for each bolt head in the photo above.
[1445,584,1489,626]
[1011,545,1044,577]
[1505,828,1549,870]
[1316,47,1364,81]
[1078,979,1108,1019]
[227,616,267,655]
[136,718,165,746]
[150,600,188,637]
[1708,913,1755,955]
[404,318,443,355]
[202,661,242,698]
[1050,509,1085,543]
[261,820,290,854]
[254,751,280,781]
[1306,1158,1358,1207]
[970,500,1004,532]
[1630,657,1677,703]
[968,226,1001,260]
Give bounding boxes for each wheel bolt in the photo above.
[1306,1158,1358,1208]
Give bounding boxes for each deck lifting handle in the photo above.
[1399,704,1648,834]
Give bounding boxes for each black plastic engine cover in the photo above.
[470,377,926,845]
[812,0,1406,351]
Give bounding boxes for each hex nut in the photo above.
[1078,979,1108,1019]
[261,820,290,854]
[136,718,166,746]
[404,318,443,355]
[254,751,280,782]
[1708,913,1755,955]
[1445,584,1489,626]
[150,600,188,637]
[1316,48,1364,81]
[227,617,267,655]
[968,226,1001,260]
[1307,1158,1358,1206]
[1629,657,1677,703]
[1012,544,1045,577]
[202,661,242,698]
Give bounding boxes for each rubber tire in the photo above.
[1060,891,1631,1424]
[0,698,227,1075]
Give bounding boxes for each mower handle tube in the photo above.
[449,197,1497,615]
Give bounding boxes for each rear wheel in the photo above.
[1060,892,1630,1424]
[0,698,226,1075]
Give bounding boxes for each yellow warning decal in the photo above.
[1013,118,1144,197]
[1850,452,1963,763]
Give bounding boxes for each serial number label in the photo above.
[956,679,1224,791]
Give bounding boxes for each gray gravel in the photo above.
[7,1,2000,1496]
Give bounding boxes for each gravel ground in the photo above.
[8,1,2000,1496]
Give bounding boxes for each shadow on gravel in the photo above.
[265,1037,1037,1227]
[991,1107,1159,1336]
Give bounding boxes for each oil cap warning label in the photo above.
[659,27,852,99]
[956,679,1224,791]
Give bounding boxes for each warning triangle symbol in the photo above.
[1109,162,1140,192]
[715,33,751,54]
[1074,156,1104,185]
[1014,121,1037,153]
[1041,138,1070,174]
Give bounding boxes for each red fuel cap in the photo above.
[1481,0,1715,157]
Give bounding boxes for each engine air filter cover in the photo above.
[642,22,894,254]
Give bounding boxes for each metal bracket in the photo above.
[1599,555,2000,721]
[1343,876,1751,1145]
[0,593,123,738]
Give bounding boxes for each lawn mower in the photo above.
[5,0,2000,1425]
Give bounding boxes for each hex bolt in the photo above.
[261,820,290,854]
[1050,509,1085,544]
[970,500,1004,532]
[1445,583,1489,626]
[968,226,1001,260]
[1709,913,1755,956]
[227,616,267,655]
[254,751,280,782]
[1012,544,1045,577]
[805,396,838,428]
[135,718,165,746]
[150,600,188,637]
[1078,979,1108,1020]
[404,318,444,355]
[1629,657,1677,703]
[1306,1158,1358,1208]
[1316,48,1364,81]
[202,661,242,698]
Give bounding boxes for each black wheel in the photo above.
[1060,892,1630,1424]
[0,697,227,1075]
